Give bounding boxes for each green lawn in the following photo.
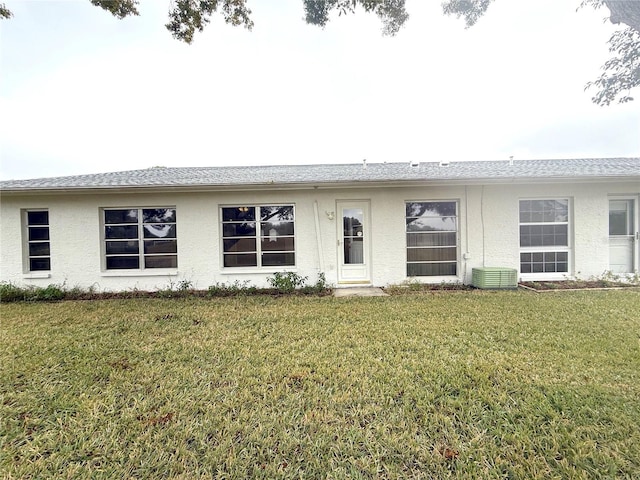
[2,290,639,479]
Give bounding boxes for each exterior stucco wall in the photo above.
[474,181,639,281]
[1,180,638,291]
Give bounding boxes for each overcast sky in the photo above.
[0,0,638,180]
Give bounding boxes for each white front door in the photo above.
[337,201,371,284]
[609,198,638,274]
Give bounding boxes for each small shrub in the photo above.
[207,280,256,297]
[177,279,194,292]
[120,286,149,299]
[300,272,332,295]
[385,280,470,295]
[156,279,195,298]
[0,282,25,302]
[34,284,66,301]
[267,272,308,294]
[1,282,68,302]
[64,284,92,300]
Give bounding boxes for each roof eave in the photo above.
[1,174,638,196]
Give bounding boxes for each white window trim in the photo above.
[405,200,460,280]
[22,272,52,279]
[101,270,179,278]
[219,267,299,275]
[220,204,296,270]
[519,198,572,281]
[100,207,178,274]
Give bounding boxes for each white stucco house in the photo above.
[1,158,639,291]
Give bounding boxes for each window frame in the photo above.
[405,200,459,278]
[519,198,571,280]
[220,204,296,271]
[23,209,51,273]
[101,207,178,272]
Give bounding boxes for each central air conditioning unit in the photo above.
[472,267,518,289]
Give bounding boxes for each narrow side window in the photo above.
[25,210,51,271]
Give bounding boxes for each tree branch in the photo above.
[603,0,640,33]
[0,2,13,19]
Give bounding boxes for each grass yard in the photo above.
[1,290,639,479]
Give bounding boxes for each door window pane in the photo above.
[609,200,633,235]
[343,209,364,237]
[344,238,364,264]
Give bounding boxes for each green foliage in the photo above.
[520,271,640,291]
[302,0,409,36]
[596,269,640,285]
[1,291,640,478]
[441,0,494,28]
[206,279,256,296]
[165,0,255,44]
[442,0,640,106]
[267,271,308,293]
[385,279,471,294]
[299,272,332,295]
[0,274,333,303]
[2,0,639,104]
[207,273,331,297]
[586,27,640,105]
[0,2,11,19]
[156,279,196,298]
[89,0,138,19]
[0,282,24,302]
[0,282,65,302]
[32,284,66,301]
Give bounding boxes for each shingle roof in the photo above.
[1,158,639,192]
